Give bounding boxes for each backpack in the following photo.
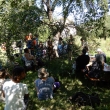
[53,78,60,93]
[68,92,100,108]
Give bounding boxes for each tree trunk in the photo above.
[5,36,12,60]
[48,9,53,21]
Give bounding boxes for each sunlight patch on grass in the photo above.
[64,60,69,64]
[74,79,83,86]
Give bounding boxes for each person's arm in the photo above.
[86,62,92,67]
[50,77,55,90]
[23,84,29,104]
[102,61,104,70]
[87,56,90,64]
[34,80,39,95]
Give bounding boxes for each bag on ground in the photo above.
[68,92,100,108]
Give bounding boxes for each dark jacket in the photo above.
[76,54,90,71]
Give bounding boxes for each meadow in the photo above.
[0,37,110,110]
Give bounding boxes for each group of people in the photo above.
[0,66,60,110]
[74,47,107,79]
[1,47,106,109]
[0,33,109,109]
[24,33,75,60]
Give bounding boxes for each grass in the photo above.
[22,58,110,110]
[1,58,110,110]
[1,37,110,110]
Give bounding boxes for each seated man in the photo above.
[76,49,90,73]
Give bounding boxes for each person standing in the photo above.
[53,39,59,58]
[67,35,74,61]
[25,33,33,54]
[47,37,53,60]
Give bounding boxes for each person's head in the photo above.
[24,48,29,53]
[29,33,32,36]
[83,46,88,51]
[82,48,87,55]
[0,68,6,78]
[59,37,63,41]
[96,48,102,54]
[12,66,26,82]
[39,43,43,48]
[38,68,49,79]
[28,33,33,39]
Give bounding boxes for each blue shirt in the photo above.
[35,77,55,100]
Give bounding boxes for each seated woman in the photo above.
[23,48,37,70]
[88,55,104,79]
[34,68,55,100]
[95,48,106,63]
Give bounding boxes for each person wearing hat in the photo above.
[95,48,106,63]
[34,68,55,100]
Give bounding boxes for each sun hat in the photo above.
[97,48,102,52]
[38,68,49,78]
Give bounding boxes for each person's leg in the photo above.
[55,49,59,58]
[68,51,71,60]
[70,51,72,60]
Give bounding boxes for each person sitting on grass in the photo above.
[88,53,104,79]
[34,67,55,100]
[23,48,37,70]
[2,66,29,110]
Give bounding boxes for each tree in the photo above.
[0,0,109,60]
[37,0,109,39]
[0,0,42,59]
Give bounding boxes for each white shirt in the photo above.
[53,40,59,50]
[3,80,28,110]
